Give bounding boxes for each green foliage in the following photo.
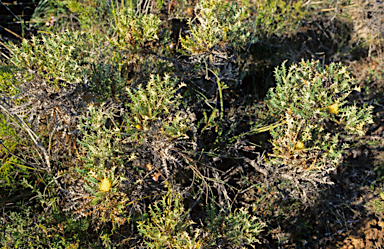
[204,201,266,248]
[156,0,166,10]
[76,104,126,189]
[75,103,130,228]
[138,192,265,249]
[21,172,61,212]
[252,0,306,38]
[30,0,68,31]
[65,0,112,34]
[67,0,173,91]
[69,74,190,229]
[0,156,31,191]
[0,112,18,155]
[178,0,258,96]
[107,1,173,86]
[1,0,380,246]
[124,74,190,139]
[179,0,257,55]
[137,190,203,249]
[8,31,89,88]
[0,65,27,189]
[109,1,162,52]
[0,65,20,98]
[266,59,373,170]
[368,191,384,218]
[88,62,126,101]
[0,206,85,248]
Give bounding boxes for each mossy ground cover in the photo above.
[0,0,383,248]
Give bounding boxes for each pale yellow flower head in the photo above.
[295,141,305,150]
[99,178,112,192]
[328,103,339,114]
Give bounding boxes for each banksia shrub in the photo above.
[0,67,21,177]
[137,188,265,248]
[204,202,266,248]
[252,0,306,39]
[137,189,204,249]
[108,2,162,52]
[179,0,256,56]
[8,31,89,88]
[0,110,23,188]
[123,74,192,180]
[124,74,189,138]
[2,0,379,246]
[107,1,171,87]
[62,74,191,229]
[179,0,257,95]
[62,103,130,229]
[257,59,373,203]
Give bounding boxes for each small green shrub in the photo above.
[67,74,190,228]
[124,74,189,138]
[109,2,162,53]
[204,202,266,248]
[368,191,384,218]
[107,1,173,87]
[0,65,20,98]
[67,103,130,229]
[88,62,126,102]
[137,189,203,249]
[179,0,257,94]
[0,206,86,248]
[179,0,257,56]
[122,74,192,182]
[8,31,89,88]
[0,65,28,190]
[138,191,266,249]
[254,59,374,203]
[65,0,113,35]
[252,0,306,39]
[267,59,373,169]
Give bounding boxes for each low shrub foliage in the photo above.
[258,59,374,203]
[0,0,377,247]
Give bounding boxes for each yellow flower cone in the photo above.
[99,178,111,192]
[296,141,305,150]
[328,103,339,114]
